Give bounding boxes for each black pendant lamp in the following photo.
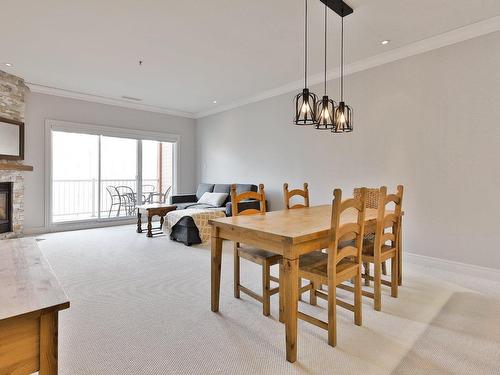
[333,13,353,133]
[315,2,335,130]
[294,0,318,125]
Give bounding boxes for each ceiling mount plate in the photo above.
[319,0,353,17]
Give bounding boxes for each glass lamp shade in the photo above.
[294,88,318,125]
[333,101,353,133]
[315,95,335,130]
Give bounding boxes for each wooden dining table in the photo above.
[209,204,402,363]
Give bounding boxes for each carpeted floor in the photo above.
[35,225,500,375]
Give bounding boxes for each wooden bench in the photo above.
[0,238,70,374]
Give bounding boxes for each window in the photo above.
[48,121,178,226]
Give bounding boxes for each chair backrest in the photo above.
[373,186,404,254]
[353,187,379,209]
[329,188,367,268]
[283,183,309,209]
[115,186,135,202]
[106,185,118,197]
[230,183,266,216]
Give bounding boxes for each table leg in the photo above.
[40,311,58,375]
[147,214,153,238]
[398,216,403,286]
[282,258,299,363]
[137,211,142,233]
[159,215,165,230]
[211,229,223,312]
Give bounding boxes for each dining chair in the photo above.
[232,183,281,317]
[360,185,403,311]
[283,183,317,304]
[353,187,388,282]
[115,186,136,215]
[297,188,367,347]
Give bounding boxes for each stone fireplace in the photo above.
[0,70,30,239]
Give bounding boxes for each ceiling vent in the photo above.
[121,95,142,101]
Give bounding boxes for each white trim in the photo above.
[44,119,180,231]
[27,83,195,119]
[406,252,500,282]
[24,218,137,236]
[195,15,500,119]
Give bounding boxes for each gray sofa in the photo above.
[168,183,263,245]
[170,183,260,217]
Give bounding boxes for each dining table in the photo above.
[209,204,402,363]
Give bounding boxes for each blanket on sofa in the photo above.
[166,208,226,242]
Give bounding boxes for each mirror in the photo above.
[0,117,24,160]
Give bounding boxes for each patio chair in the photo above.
[149,186,172,204]
[106,186,122,218]
[115,186,137,215]
[142,184,156,204]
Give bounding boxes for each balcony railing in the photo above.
[52,178,160,221]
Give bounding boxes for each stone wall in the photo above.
[0,70,29,239]
[0,70,28,122]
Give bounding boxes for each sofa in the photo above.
[168,183,263,245]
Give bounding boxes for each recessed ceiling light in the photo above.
[381,40,390,45]
[4,63,13,67]
[213,100,217,104]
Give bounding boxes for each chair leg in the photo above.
[298,277,302,302]
[354,267,362,326]
[391,256,398,298]
[382,261,388,276]
[327,278,337,347]
[279,260,285,323]
[363,262,370,286]
[262,260,271,316]
[374,260,382,311]
[233,244,240,299]
[309,281,317,306]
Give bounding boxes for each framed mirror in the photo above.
[0,117,24,160]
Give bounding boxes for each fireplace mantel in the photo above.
[0,163,33,172]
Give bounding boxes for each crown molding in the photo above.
[195,15,500,119]
[26,83,195,119]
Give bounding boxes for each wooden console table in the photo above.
[136,204,177,237]
[0,238,70,374]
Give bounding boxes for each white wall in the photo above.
[196,31,500,269]
[24,93,196,231]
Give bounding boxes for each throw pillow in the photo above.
[198,192,228,207]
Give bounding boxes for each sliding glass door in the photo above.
[50,125,176,225]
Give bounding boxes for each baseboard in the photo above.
[406,252,500,282]
[23,219,137,236]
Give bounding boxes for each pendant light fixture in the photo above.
[294,0,318,125]
[333,12,353,133]
[315,2,335,130]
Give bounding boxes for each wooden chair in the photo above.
[232,184,281,316]
[361,185,403,311]
[283,182,309,209]
[297,188,367,347]
[283,183,315,304]
[353,187,389,281]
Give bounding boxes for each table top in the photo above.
[0,238,70,321]
[209,205,380,245]
[136,203,177,210]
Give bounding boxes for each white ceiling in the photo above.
[2,0,500,117]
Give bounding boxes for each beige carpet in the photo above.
[34,225,500,375]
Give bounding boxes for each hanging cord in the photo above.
[324,2,327,95]
[305,0,308,89]
[340,15,344,101]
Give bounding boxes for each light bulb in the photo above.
[339,112,346,124]
[301,102,310,114]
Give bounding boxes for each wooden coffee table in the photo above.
[136,204,177,237]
